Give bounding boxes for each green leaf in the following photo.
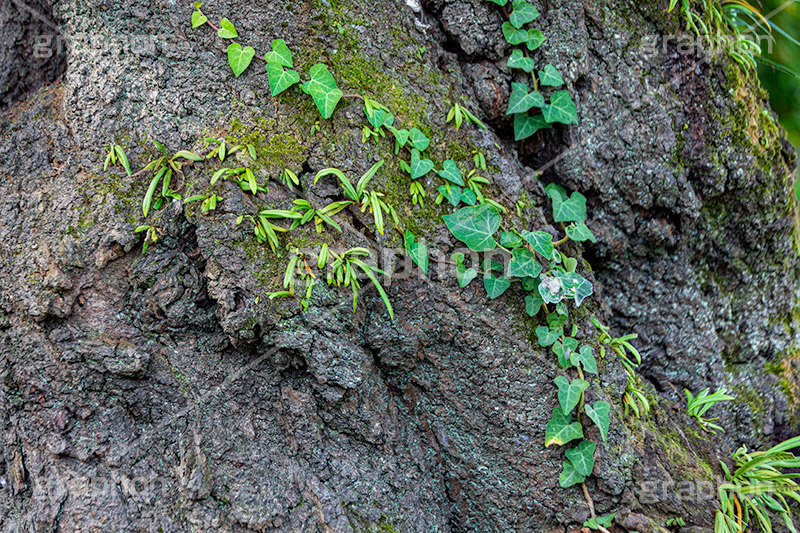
[366,108,393,129]
[142,168,164,218]
[522,230,554,259]
[585,401,611,442]
[507,248,542,278]
[113,145,131,175]
[302,64,343,119]
[217,18,238,39]
[513,112,551,141]
[566,222,596,243]
[191,11,207,28]
[227,43,255,77]
[566,440,596,477]
[509,0,539,27]
[536,325,562,347]
[545,184,587,222]
[457,265,478,287]
[525,291,543,317]
[539,272,593,306]
[500,232,524,248]
[442,204,501,252]
[545,409,583,447]
[173,150,203,161]
[554,376,589,415]
[571,345,598,374]
[410,149,434,179]
[506,83,545,115]
[438,159,464,185]
[438,184,462,207]
[405,231,429,274]
[559,460,585,488]
[487,0,508,5]
[538,64,565,87]
[266,62,300,96]
[501,21,528,45]
[543,90,578,125]
[408,128,430,151]
[507,49,536,73]
[461,188,477,206]
[264,39,293,68]
[574,277,593,306]
[526,29,546,50]
[585,514,616,529]
[483,272,511,299]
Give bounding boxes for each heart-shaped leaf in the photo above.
[536,325,562,347]
[559,460,585,488]
[545,409,583,447]
[217,18,238,39]
[387,126,410,151]
[507,248,542,278]
[585,401,611,442]
[500,232,524,248]
[509,0,540,28]
[526,29,546,50]
[438,184,462,207]
[574,277,593,306]
[543,90,578,125]
[525,292,543,317]
[522,230,554,259]
[442,204,501,252]
[192,11,207,28]
[264,39,293,67]
[408,127,430,151]
[571,345,598,374]
[266,62,300,96]
[302,64,343,119]
[507,83,545,115]
[227,43,255,77]
[507,49,536,73]
[484,272,511,299]
[461,188,477,206]
[367,108,394,129]
[566,440,596,477]
[410,149,434,179]
[539,64,565,87]
[457,265,478,287]
[405,231,429,274]
[545,184,587,222]
[502,21,528,45]
[513,112,551,141]
[566,222,597,243]
[438,159,464,185]
[554,376,589,415]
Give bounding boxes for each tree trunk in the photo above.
[1,0,798,531]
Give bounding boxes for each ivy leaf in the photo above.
[559,460,585,487]
[217,18,238,39]
[522,230,554,259]
[442,204,501,252]
[264,39,293,68]
[408,128,430,151]
[585,514,616,529]
[545,409,583,447]
[566,440,596,477]
[536,325,562,347]
[507,49,536,73]
[266,62,300,95]
[438,159,464,185]
[438,184,462,207]
[487,0,508,4]
[545,184,587,222]
[547,310,568,330]
[461,188,477,206]
[500,232,524,248]
[302,64,343,119]
[566,222,597,243]
[571,345,598,374]
[483,272,511,299]
[538,64,565,87]
[574,277,593,306]
[507,248,542,278]
[585,401,611,442]
[552,341,570,370]
[192,10,208,28]
[513,112,551,141]
[387,126,410,151]
[525,292,543,317]
[405,231,429,274]
[410,149,434,179]
[526,29,546,50]
[506,83,545,115]
[543,90,578,124]
[509,0,540,28]
[457,265,478,287]
[554,376,589,415]
[366,108,394,129]
[227,43,255,77]
[501,21,528,45]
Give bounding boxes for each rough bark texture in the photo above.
[1,0,799,532]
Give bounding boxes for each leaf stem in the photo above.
[553,235,569,247]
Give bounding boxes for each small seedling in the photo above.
[446,102,487,130]
[104,143,132,176]
[134,225,158,254]
[685,387,734,433]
